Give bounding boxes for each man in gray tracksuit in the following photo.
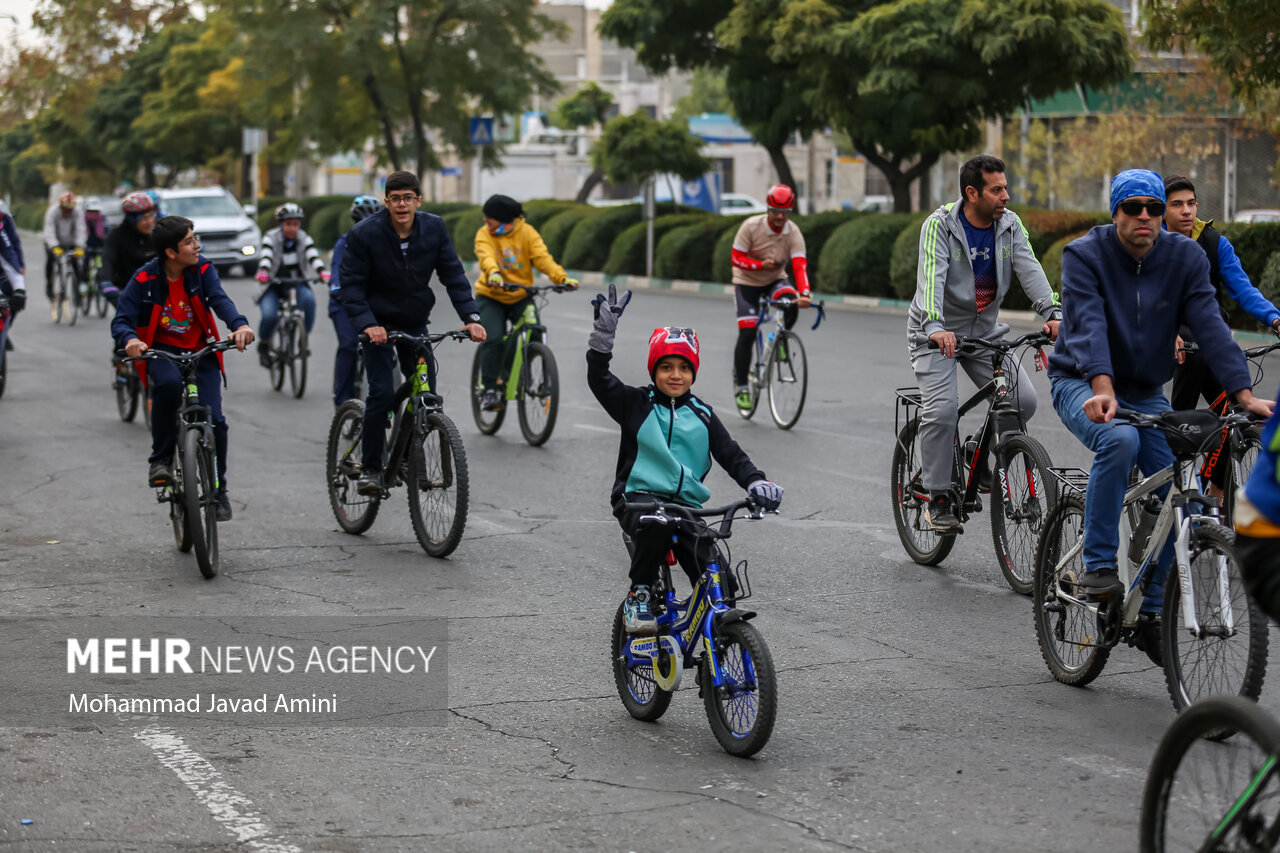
[906,155,1061,533]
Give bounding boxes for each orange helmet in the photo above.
[647,327,700,380]
[59,191,77,210]
[766,184,796,211]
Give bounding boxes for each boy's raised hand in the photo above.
[588,283,632,353]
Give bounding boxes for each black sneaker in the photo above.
[1133,611,1162,667]
[258,342,272,368]
[1078,567,1124,598]
[481,388,502,412]
[148,460,174,487]
[356,471,383,497]
[926,494,963,534]
[4,335,12,352]
[215,491,233,522]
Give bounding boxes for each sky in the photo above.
[0,0,38,44]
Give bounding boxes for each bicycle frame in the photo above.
[751,298,824,375]
[499,300,545,402]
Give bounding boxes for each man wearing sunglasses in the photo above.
[337,170,485,496]
[1048,169,1274,614]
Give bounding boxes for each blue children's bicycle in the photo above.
[611,496,778,757]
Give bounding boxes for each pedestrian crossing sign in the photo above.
[469,118,494,146]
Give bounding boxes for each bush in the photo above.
[308,202,350,251]
[1220,222,1280,285]
[1039,230,1091,295]
[817,213,922,297]
[12,201,45,231]
[540,207,596,261]
[444,207,485,261]
[888,220,926,301]
[603,213,711,276]
[711,218,751,283]
[420,202,478,219]
[788,210,865,285]
[1258,252,1280,311]
[1016,209,1110,257]
[523,200,586,230]
[655,218,733,281]
[561,203,695,272]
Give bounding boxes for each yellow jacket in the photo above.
[474,218,569,304]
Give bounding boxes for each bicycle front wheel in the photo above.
[1222,424,1263,528]
[469,347,506,435]
[517,341,559,446]
[611,603,674,722]
[115,364,139,422]
[64,264,79,326]
[326,399,380,534]
[890,416,956,565]
[1163,522,1268,712]
[1140,695,1280,853]
[991,434,1055,596]
[1033,493,1111,685]
[406,411,469,557]
[181,427,219,578]
[766,331,807,429]
[288,319,308,398]
[270,324,286,391]
[701,619,777,757]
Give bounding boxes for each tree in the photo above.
[0,122,49,200]
[592,111,711,187]
[1142,0,1280,103]
[553,82,615,202]
[754,0,1133,211]
[671,66,732,124]
[31,0,189,75]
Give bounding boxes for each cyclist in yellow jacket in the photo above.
[473,194,578,411]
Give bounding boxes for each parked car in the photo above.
[155,187,261,278]
[1233,209,1280,224]
[719,193,768,215]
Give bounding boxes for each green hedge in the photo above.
[523,200,586,230]
[889,220,925,301]
[540,207,596,261]
[789,211,865,286]
[1039,229,1091,296]
[818,213,922,297]
[1259,252,1280,310]
[445,207,486,261]
[308,202,350,251]
[603,213,710,276]
[1220,222,1280,285]
[712,218,751,283]
[561,203,694,272]
[12,201,45,231]
[421,202,478,219]
[655,218,731,281]
[1016,209,1110,257]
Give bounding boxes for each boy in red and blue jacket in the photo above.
[111,216,254,521]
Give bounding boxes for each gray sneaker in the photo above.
[926,494,963,534]
[622,586,657,635]
[356,471,383,497]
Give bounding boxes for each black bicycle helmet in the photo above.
[350,195,384,222]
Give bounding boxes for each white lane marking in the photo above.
[134,725,302,853]
[574,423,616,434]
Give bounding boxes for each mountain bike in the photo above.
[1033,408,1269,714]
[122,340,238,579]
[0,295,10,399]
[891,330,1056,594]
[113,355,151,426]
[260,277,314,399]
[79,249,107,318]
[50,248,82,326]
[1180,339,1280,526]
[737,298,825,430]
[611,496,778,757]
[469,281,568,446]
[326,330,471,557]
[1140,695,1280,853]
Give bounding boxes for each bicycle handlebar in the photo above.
[621,495,770,538]
[497,282,574,295]
[119,339,237,365]
[927,330,1053,353]
[267,277,321,286]
[1180,339,1280,359]
[357,329,471,347]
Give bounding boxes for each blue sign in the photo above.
[680,173,722,213]
[469,117,494,146]
[440,167,462,177]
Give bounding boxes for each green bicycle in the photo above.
[469,281,569,446]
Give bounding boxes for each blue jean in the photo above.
[1051,376,1175,610]
[361,327,436,473]
[147,348,229,489]
[329,300,360,407]
[259,283,316,341]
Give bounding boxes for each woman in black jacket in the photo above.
[101,192,157,306]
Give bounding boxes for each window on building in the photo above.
[718,158,734,194]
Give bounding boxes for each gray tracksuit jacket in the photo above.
[906,201,1060,350]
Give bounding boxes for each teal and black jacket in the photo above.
[587,348,765,515]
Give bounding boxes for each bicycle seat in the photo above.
[1156,410,1223,457]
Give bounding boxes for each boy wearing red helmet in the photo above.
[587,285,784,634]
[728,184,812,409]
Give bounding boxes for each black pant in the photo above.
[361,328,435,473]
[733,285,798,386]
[619,505,721,589]
[1172,349,1229,488]
[44,247,84,296]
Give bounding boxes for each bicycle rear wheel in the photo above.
[701,620,777,757]
[115,364,139,422]
[326,399,380,534]
[1163,523,1268,712]
[469,346,505,434]
[169,482,191,553]
[1222,425,1263,528]
[890,416,956,565]
[64,263,79,326]
[270,324,286,391]
[1033,493,1112,685]
[406,411,469,557]
[766,331,807,430]
[288,319,308,398]
[1139,695,1280,853]
[517,341,558,446]
[181,428,219,578]
[991,434,1055,596]
[611,603,674,722]
[0,349,6,399]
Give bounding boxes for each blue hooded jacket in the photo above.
[1048,225,1250,400]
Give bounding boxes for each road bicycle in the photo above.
[469,281,568,446]
[49,247,82,326]
[0,294,10,399]
[737,298,825,430]
[611,496,778,757]
[113,355,151,427]
[1033,408,1269,714]
[1140,695,1280,852]
[79,249,107,318]
[122,340,238,579]
[326,330,471,557]
[260,277,314,399]
[1180,339,1280,526]
[891,330,1056,594]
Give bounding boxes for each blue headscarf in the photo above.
[1110,169,1165,217]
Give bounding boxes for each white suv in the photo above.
[156,187,261,278]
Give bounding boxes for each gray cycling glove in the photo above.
[589,283,632,353]
[748,480,783,511]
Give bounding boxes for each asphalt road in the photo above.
[3,250,1279,852]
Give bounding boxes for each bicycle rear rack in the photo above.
[895,386,922,437]
[1046,467,1090,497]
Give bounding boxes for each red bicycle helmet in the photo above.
[59,191,77,210]
[766,184,796,211]
[121,191,157,215]
[647,326,700,380]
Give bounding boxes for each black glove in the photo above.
[9,290,25,314]
[589,283,632,353]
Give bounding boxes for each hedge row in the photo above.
[604,213,711,276]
